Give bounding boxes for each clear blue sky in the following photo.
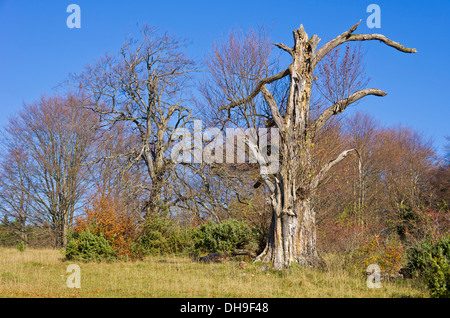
[0,0,449,157]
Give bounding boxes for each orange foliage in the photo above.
[74,194,139,259]
[356,236,404,275]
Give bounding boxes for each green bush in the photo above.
[138,215,191,256]
[16,241,26,252]
[425,250,450,298]
[191,219,253,254]
[406,236,450,297]
[65,217,261,260]
[406,236,450,274]
[65,230,117,262]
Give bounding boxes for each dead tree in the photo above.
[218,21,417,269]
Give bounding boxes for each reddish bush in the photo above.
[396,205,450,245]
[74,194,140,260]
[317,215,375,253]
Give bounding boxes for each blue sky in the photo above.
[0,0,449,157]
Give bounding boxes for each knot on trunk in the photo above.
[282,206,296,216]
[296,187,310,200]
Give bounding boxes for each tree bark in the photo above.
[255,189,322,269]
[215,21,416,270]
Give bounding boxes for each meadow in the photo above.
[0,248,428,298]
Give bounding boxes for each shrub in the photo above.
[65,230,117,262]
[406,236,450,298]
[73,194,140,260]
[16,241,26,252]
[406,236,450,275]
[191,219,253,254]
[138,215,191,256]
[396,206,450,246]
[354,236,404,275]
[425,250,450,298]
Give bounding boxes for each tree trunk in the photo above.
[18,224,28,246]
[217,22,416,270]
[143,174,165,218]
[55,217,69,248]
[255,194,322,269]
[253,25,322,269]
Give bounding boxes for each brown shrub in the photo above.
[74,194,140,260]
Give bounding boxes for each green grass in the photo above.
[0,248,428,298]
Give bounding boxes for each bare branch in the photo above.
[313,20,362,68]
[311,88,386,134]
[347,33,418,53]
[313,20,417,69]
[260,85,285,132]
[242,136,276,192]
[218,68,290,112]
[309,34,321,53]
[310,148,359,190]
[274,43,293,56]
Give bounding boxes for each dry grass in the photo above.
[0,248,428,298]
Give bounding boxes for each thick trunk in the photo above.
[255,195,322,269]
[55,223,68,248]
[144,175,165,218]
[254,25,322,269]
[15,215,28,246]
[54,215,69,248]
[143,144,166,219]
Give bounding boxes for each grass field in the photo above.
[0,248,428,298]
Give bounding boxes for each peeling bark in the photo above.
[219,21,416,269]
[255,184,322,269]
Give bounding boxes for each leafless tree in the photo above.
[88,121,146,222]
[0,143,32,244]
[212,21,416,269]
[373,125,436,216]
[0,94,98,247]
[171,26,276,236]
[72,25,197,218]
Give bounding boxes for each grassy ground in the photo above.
[0,248,428,298]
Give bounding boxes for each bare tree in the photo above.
[0,143,32,245]
[1,94,97,247]
[214,21,416,269]
[197,26,276,129]
[88,121,146,222]
[374,126,436,217]
[73,26,196,218]
[170,26,277,241]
